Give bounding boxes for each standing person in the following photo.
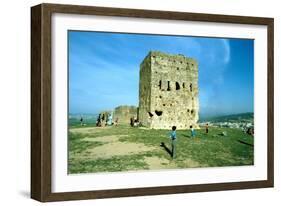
[190,125,196,138]
[105,113,109,126]
[130,117,134,127]
[80,116,83,126]
[101,113,105,127]
[96,114,101,127]
[205,123,209,134]
[133,117,139,127]
[107,113,112,126]
[170,126,177,159]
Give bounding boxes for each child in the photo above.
[190,125,196,138]
[170,126,177,159]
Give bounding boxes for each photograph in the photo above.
[67,31,254,174]
[30,3,274,201]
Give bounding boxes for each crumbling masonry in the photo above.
[138,51,199,129]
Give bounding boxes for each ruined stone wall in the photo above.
[139,51,199,129]
[139,54,152,126]
[114,105,138,124]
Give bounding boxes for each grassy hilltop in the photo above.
[68,124,254,174]
[200,112,254,123]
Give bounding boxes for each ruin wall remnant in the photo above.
[114,105,138,124]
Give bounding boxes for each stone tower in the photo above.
[139,51,199,129]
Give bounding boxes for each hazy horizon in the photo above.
[69,111,254,119]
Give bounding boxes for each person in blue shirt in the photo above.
[190,125,196,138]
[170,126,177,159]
[107,113,113,126]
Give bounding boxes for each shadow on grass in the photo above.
[160,142,172,157]
[237,140,254,147]
[182,134,192,138]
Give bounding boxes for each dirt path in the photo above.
[80,134,157,159]
[82,135,126,143]
[72,132,160,162]
[87,141,156,159]
[70,126,202,171]
[70,126,108,134]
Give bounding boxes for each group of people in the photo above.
[130,117,141,127]
[96,113,119,127]
[169,123,209,159]
[246,127,254,136]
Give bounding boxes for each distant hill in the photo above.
[200,112,254,123]
[69,113,98,126]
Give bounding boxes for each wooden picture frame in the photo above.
[31,3,274,202]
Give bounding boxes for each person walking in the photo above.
[190,125,196,138]
[96,114,101,127]
[170,126,177,159]
[205,123,209,134]
[80,116,83,126]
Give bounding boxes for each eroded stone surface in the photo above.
[139,51,199,129]
[114,105,138,124]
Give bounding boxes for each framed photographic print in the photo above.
[31,3,274,202]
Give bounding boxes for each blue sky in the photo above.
[68,31,254,118]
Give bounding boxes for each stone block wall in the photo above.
[139,51,199,129]
[114,105,138,124]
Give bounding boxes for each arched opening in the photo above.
[155,110,163,116]
[175,82,180,90]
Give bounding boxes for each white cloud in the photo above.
[221,39,231,64]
